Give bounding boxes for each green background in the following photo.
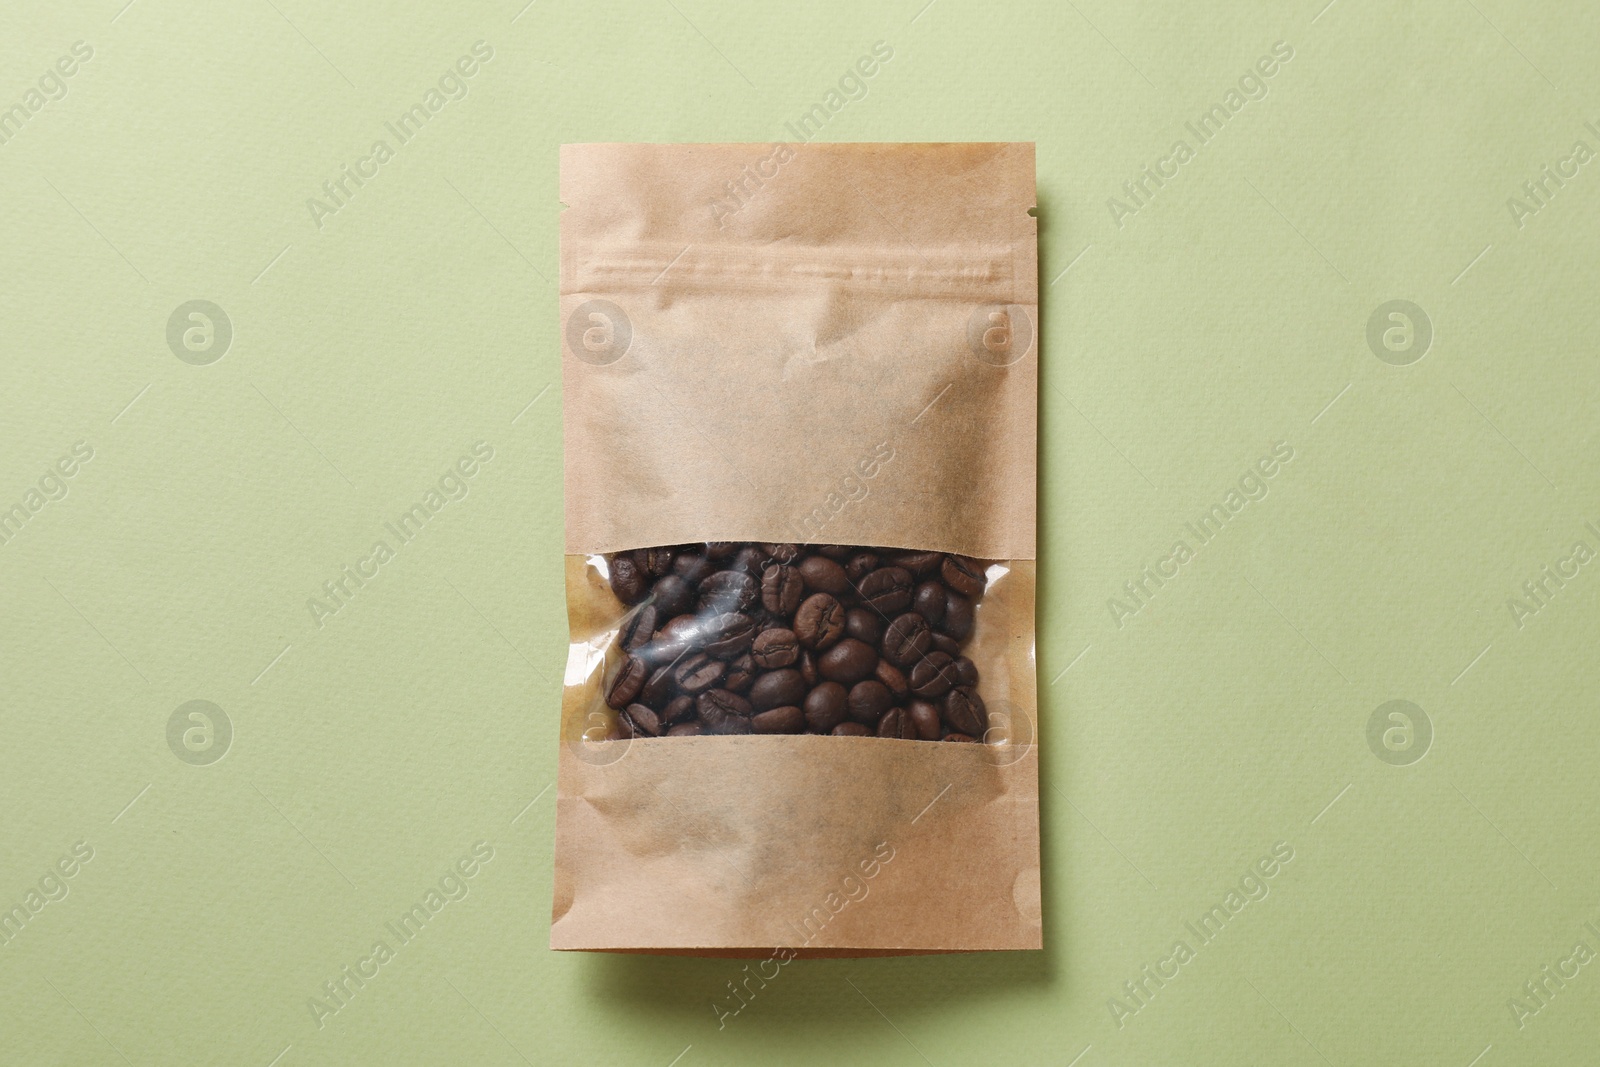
[2,0,1597,1063]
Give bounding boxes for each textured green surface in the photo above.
[3,1,1598,1064]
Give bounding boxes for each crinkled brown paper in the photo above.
[554,143,1040,954]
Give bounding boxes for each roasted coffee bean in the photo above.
[639,546,675,577]
[799,650,819,686]
[706,541,738,559]
[662,695,695,724]
[941,593,973,641]
[892,550,944,576]
[816,544,853,560]
[697,688,752,722]
[941,554,986,597]
[673,652,726,693]
[752,705,805,733]
[673,552,715,585]
[761,563,804,615]
[803,682,849,732]
[606,655,648,708]
[845,608,884,646]
[730,545,768,575]
[751,627,799,669]
[818,638,878,684]
[877,707,918,739]
[794,593,845,650]
[762,542,801,563]
[798,555,850,595]
[708,714,753,735]
[650,575,693,618]
[930,632,962,658]
[847,680,892,724]
[832,722,872,737]
[909,651,960,698]
[845,552,880,584]
[620,605,658,651]
[619,703,662,738]
[723,653,757,693]
[667,722,703,737]
[609,556,648,604]
[749,668,806,711]
[882,613,932,667]
[954,656,979,688]
[858,566,913,613]
[698,569,758,613]
[913,581,947,625]
[704,613,755,658]
[944,732,977,742]
[908,700,942,741]
[944,686,987,736]
[875,660,909,699]
[640,665,674,707]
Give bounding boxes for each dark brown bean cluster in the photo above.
[601,542,991,741]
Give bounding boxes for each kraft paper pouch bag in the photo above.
[553,142,1040,955]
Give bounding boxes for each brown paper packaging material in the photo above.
[554,143,1040,954]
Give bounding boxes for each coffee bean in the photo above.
[751,628,799,669]
[941,555,986,597]
[845,552,880,584]
[606,655,648,708]
[708,714,753,735]
[858,566,913,613]
[619,703,662,738]
[944,686,987,736]
[667,722,703,737]
[930,632,962,657]
[609,556,647,604]
[875,660,909,699]
[723,653,756,693]
[908,700,942,741]
[954,656,979,688]
[913,581,946,625]
[882,613,932,667]
[816,545,853,560]
[640,665,674,707]
[892,550,943,576]
[799,650,819,686]
[818,638,878,684]
[730,546,768,576]
[847,680,892,724]
[799,555,850,595]
[803,682,848,732]
[752,705,805,733]
[761,563,804,615]
[696,689,751,730]
[909,651,960,697]
[832,722,872,737]
[762,542,801,563]
[706,542,738,559]
[673,652,725,693]
[845,608,884,646]
[877,707,918,739]
[673,552,715,585]
[749,668,806,711]
[794,593,845,650]
[639,546,675,577]
[942,592,973,641]
[703,612,755,658]
[662,695,695,724]
[698,570,758,613]
[650,574,694,617]
[620,605,658,651]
